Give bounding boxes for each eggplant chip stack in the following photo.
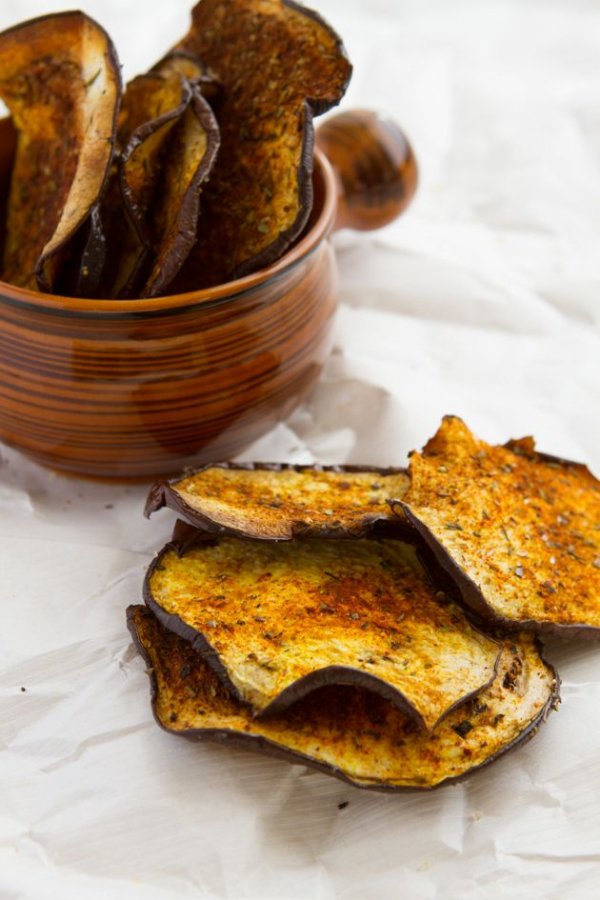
[0,0,351,297]
[132,459,562,792]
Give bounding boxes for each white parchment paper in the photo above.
[1,1,600,897]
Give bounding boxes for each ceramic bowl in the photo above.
[0,110,417,479]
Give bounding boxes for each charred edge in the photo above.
[231,102,315,280]
[144,481,169,518]
[191,86,221,156]
[255,645,505,731]
[534,637,562,709]
[126,605,160,713]
[0,9,83,39]
[147,488,245,540]
[143,545,251,708]
[397,502,600,640]
[143,86,221,298]
[256,664,426,729]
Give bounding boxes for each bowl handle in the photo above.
[315,109,418,232]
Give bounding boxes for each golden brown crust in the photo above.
[395,416,600,636]
[144,535,501,728]
[145,462,410,539]
[171,0,352,288]
[0,12,121,292]
[128,605,559,792]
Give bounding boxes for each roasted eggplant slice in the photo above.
[141,84,219,297]
[171,0,352,287]
[393,416,600,637]
[145,463,410,539]
[0,12,120,292]
[128,605,559,792]
[144,535,501,728]
[104,60,219,298]
[99,70,184,297]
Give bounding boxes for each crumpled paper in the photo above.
[1,0,600,897]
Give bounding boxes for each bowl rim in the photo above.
[0,148,338,314]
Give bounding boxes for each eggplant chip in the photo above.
[128,606,558,792]
[394,416,600,637]
[104,59,219,297]
[145,463,410,539]
[171,0,352,287]
[0,12,120,292]
[144,536,501,728]
[141,83,219,297]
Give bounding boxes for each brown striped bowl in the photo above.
[0,110,417,479]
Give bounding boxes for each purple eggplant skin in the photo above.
[144,462,411,541]
[126,605,560,794]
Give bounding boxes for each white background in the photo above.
[1,1,600,898]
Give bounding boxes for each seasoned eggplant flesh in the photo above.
[144,536,501,728]
[145,463,410,539]
[396,416,600,635]
[172,0,352,287]
[128,606,558,792]
[0,12,120,291]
